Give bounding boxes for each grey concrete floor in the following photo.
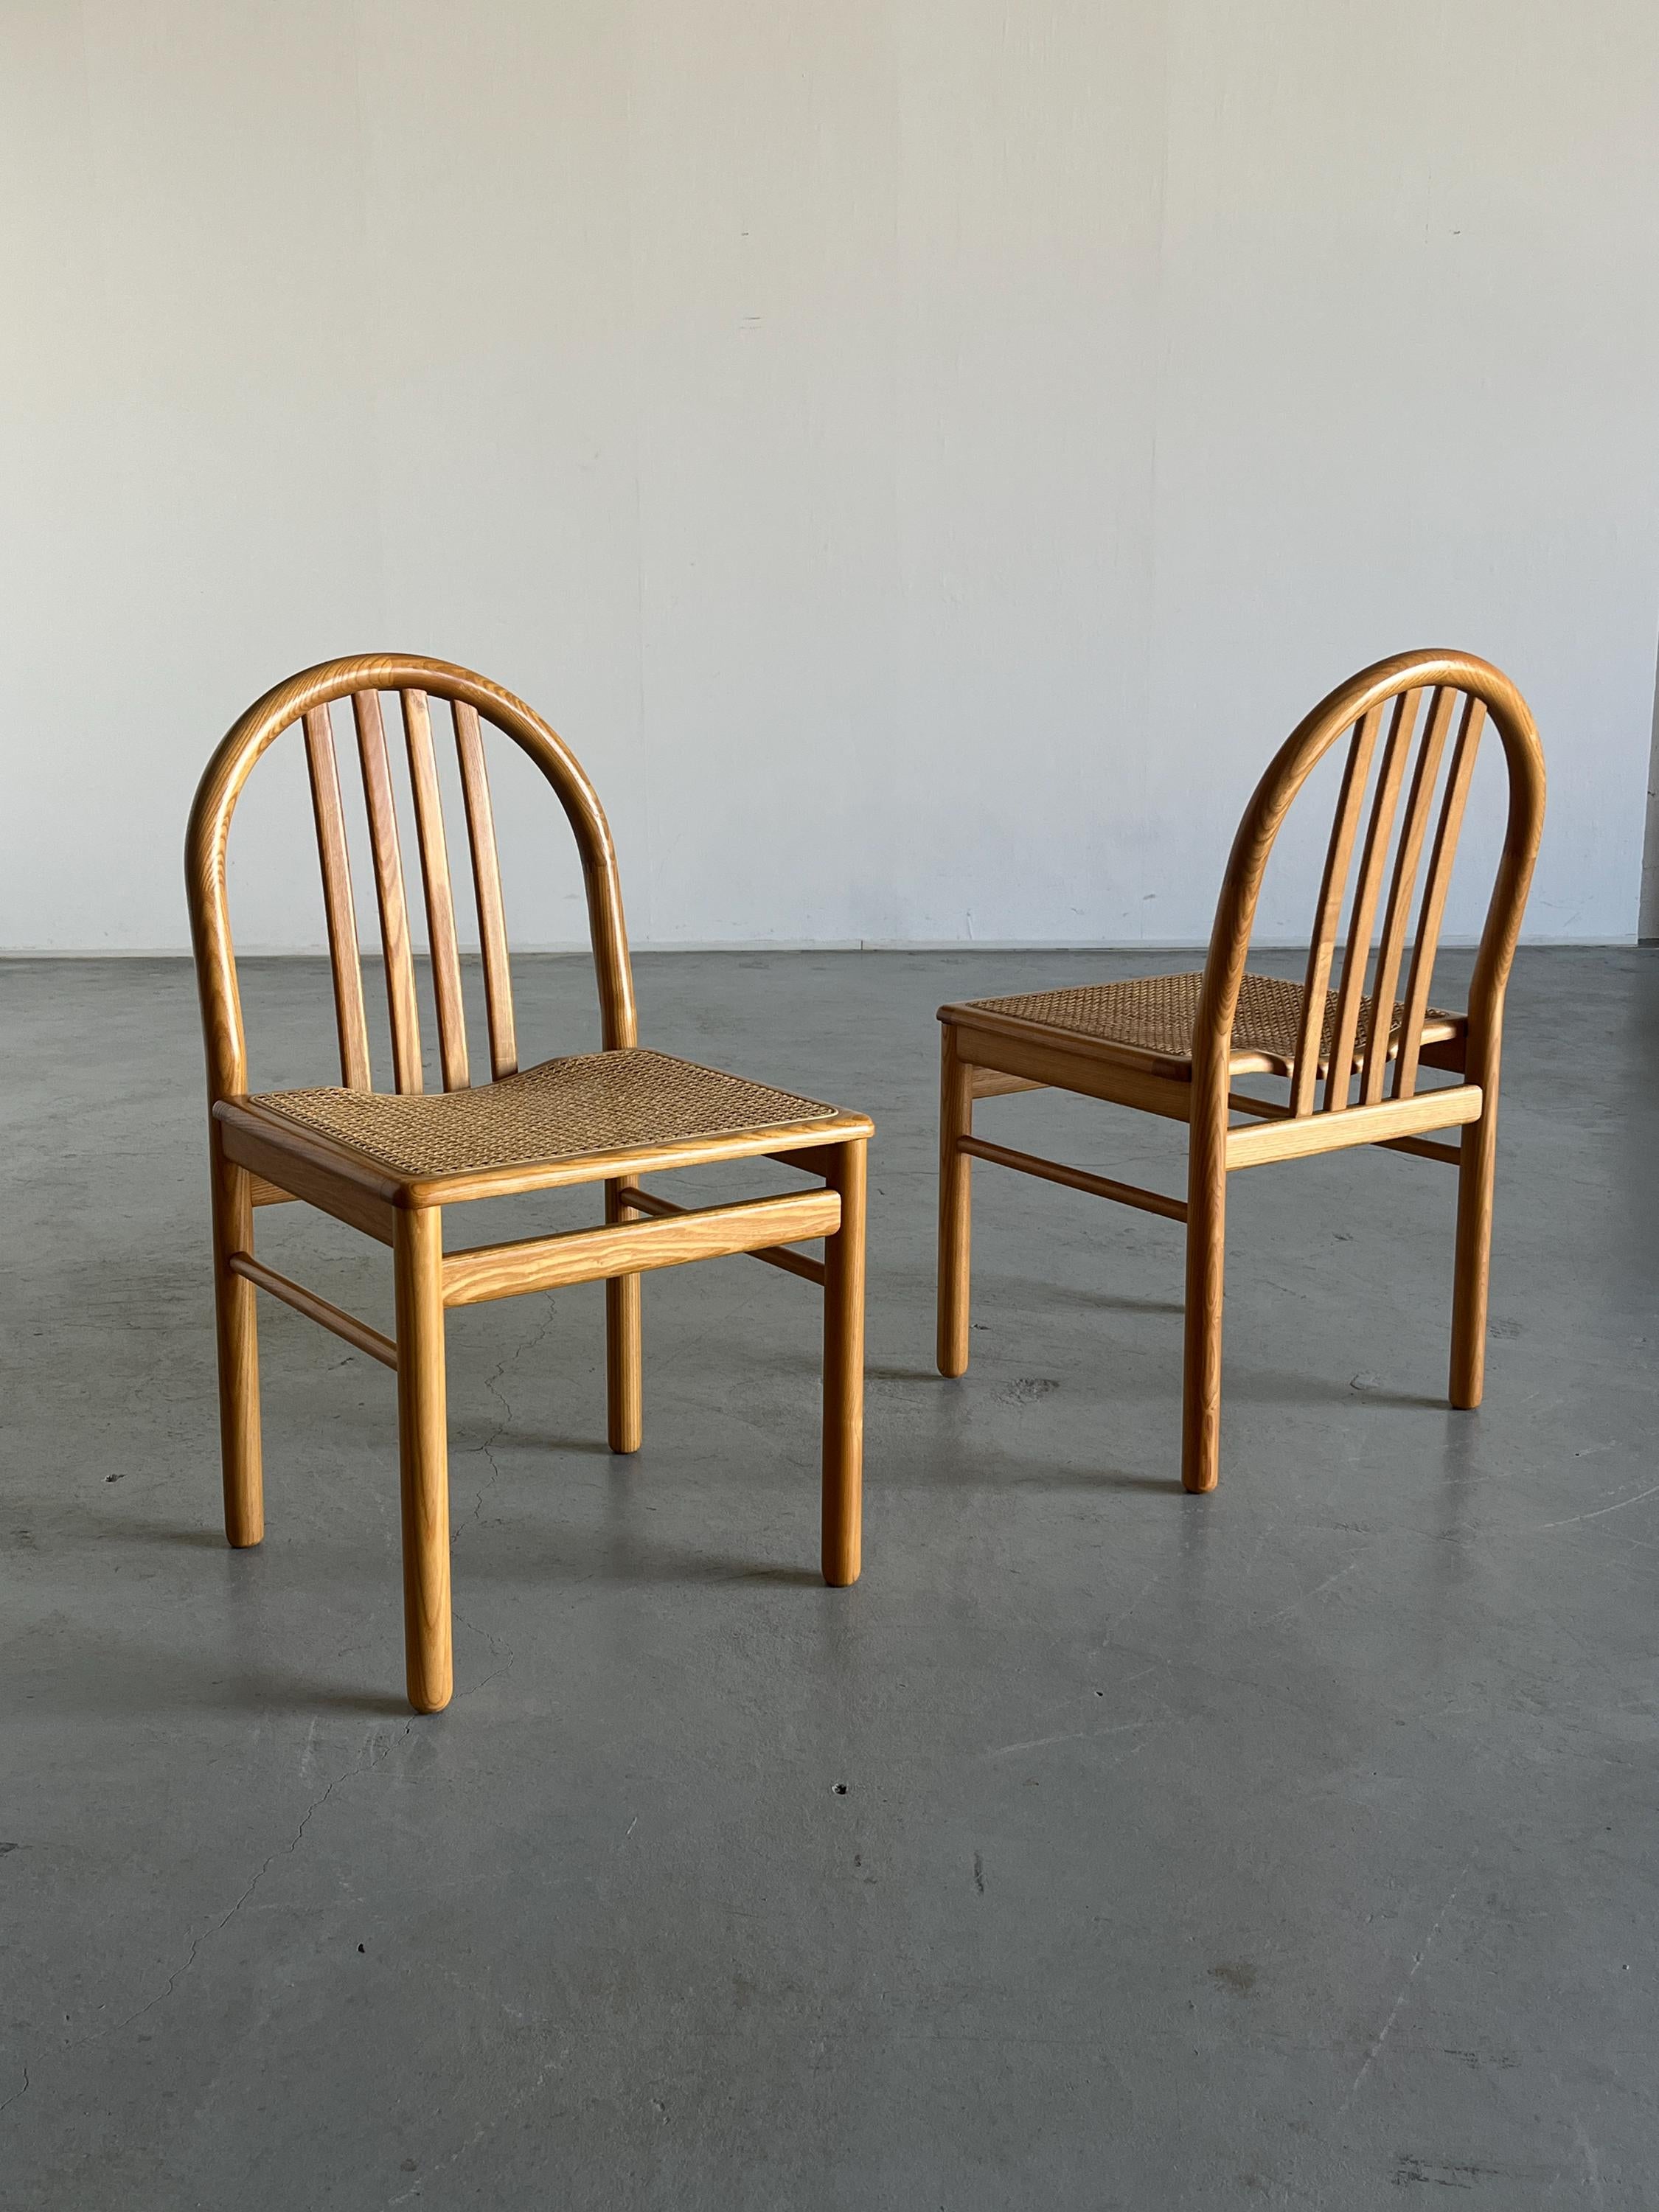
[1,947,1656,2208]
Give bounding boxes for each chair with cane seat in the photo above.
[935,649,1545,1492]
[187,654,871,1713]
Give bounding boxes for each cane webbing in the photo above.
[254,1046,838,1180]
[964,970,1458,1074]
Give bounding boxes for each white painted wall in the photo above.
[4,1,1657,952]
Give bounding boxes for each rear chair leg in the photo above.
[822,1138,867,1587]
[1182,1124,1227,1495]
[936,1027,973,1377]
[211,1138,262,1546]
[605,1179,643,1453]
[394,1206,453,1714]
[1450,1108,1497,1411]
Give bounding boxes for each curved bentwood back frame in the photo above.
[186,654,636,1105]
[1193,649,1546,1124]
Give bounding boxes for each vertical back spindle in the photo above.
[301,705,372,1091]
[1289,706,1382,1115]
[352,689,424,1095]
[1321,689,1423,1109]
[1392,694,1486,1099]
[400,689,469,1092]
[453,701,519,1080]
[1359,685,1458,1103]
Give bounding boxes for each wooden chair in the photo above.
[187,654,872,1713]
[936,649,1545,1492]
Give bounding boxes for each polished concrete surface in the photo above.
[2,947,1655,2208]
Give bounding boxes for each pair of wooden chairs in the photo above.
[187,649,1543,1715]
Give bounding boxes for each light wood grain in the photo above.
[1360,685,1456,1104]
[228,1253,398,1368]
[1181,1086,1226,1495]
[395,1206,451,1714]
[1394,695,1486,1101]
[936,1023,973,1375]
[1324,688,1420,1110]
[352,689,424,1095]
[946,1021,1195,1123]
[616,1181,828,1286]
[1227,1083,1482,1168]
[945,992,1290,1082]
[959,1135,1186,1223]
[215,1102,399,1245]
[605,1176,643,1454]
[400,1108,873,1210]
[453,699,518,1080]
[211,1133,262,1545]
[1291,706,1381,1114]
[442,1188,842,1307]
[401,689,469,1093]
[1450,1113,1495,1406]
[821,1138,866,1586]
[302,703,372,1090]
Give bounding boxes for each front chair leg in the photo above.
[1450,1106,1497,1411]
[821,1138,867,1586]
[211,1137,263,1546]
[394,1206,453,1714]
[1181,1125,1227,1495]
[605,1178,643,1453]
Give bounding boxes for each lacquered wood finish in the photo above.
[353,688,425,1096]
[395,1205,451,1714]
[959,1135,1186,1223]
[401,689,469,1092]
[1394,696,1486,1102]
[442,1189,841,1306]
[605,1177,644,1454]
[821,1138,866,1587]
[302,706,372,1090]
[936,649,1545,1495]
[453,699,518,1079]
[187,653,872,1714]
[210,1130,262,1545]
[1360,686,1456,1104]
[1292,704,1382,1116]
[616,1181,830,1286]
[227,1253,399,1369]
[1324,689,1420,1111]
[936,1023,973,1377]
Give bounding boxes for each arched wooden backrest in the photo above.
[1191,650,1545,1122]
[187,654,636,1105]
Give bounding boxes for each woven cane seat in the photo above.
[959,970,1461,1077]
[251,1046,839,1182]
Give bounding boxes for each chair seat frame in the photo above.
[188,655,870,1714]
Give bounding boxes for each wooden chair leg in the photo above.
[1450,1107,1496,1411]
[822,1138,866,1587]
[936,1026,973,1377]
[211,1140,262,1546]
[394,1206,453,1714]
[605,1178,643,1453]
[1181,1117,1227,1495]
